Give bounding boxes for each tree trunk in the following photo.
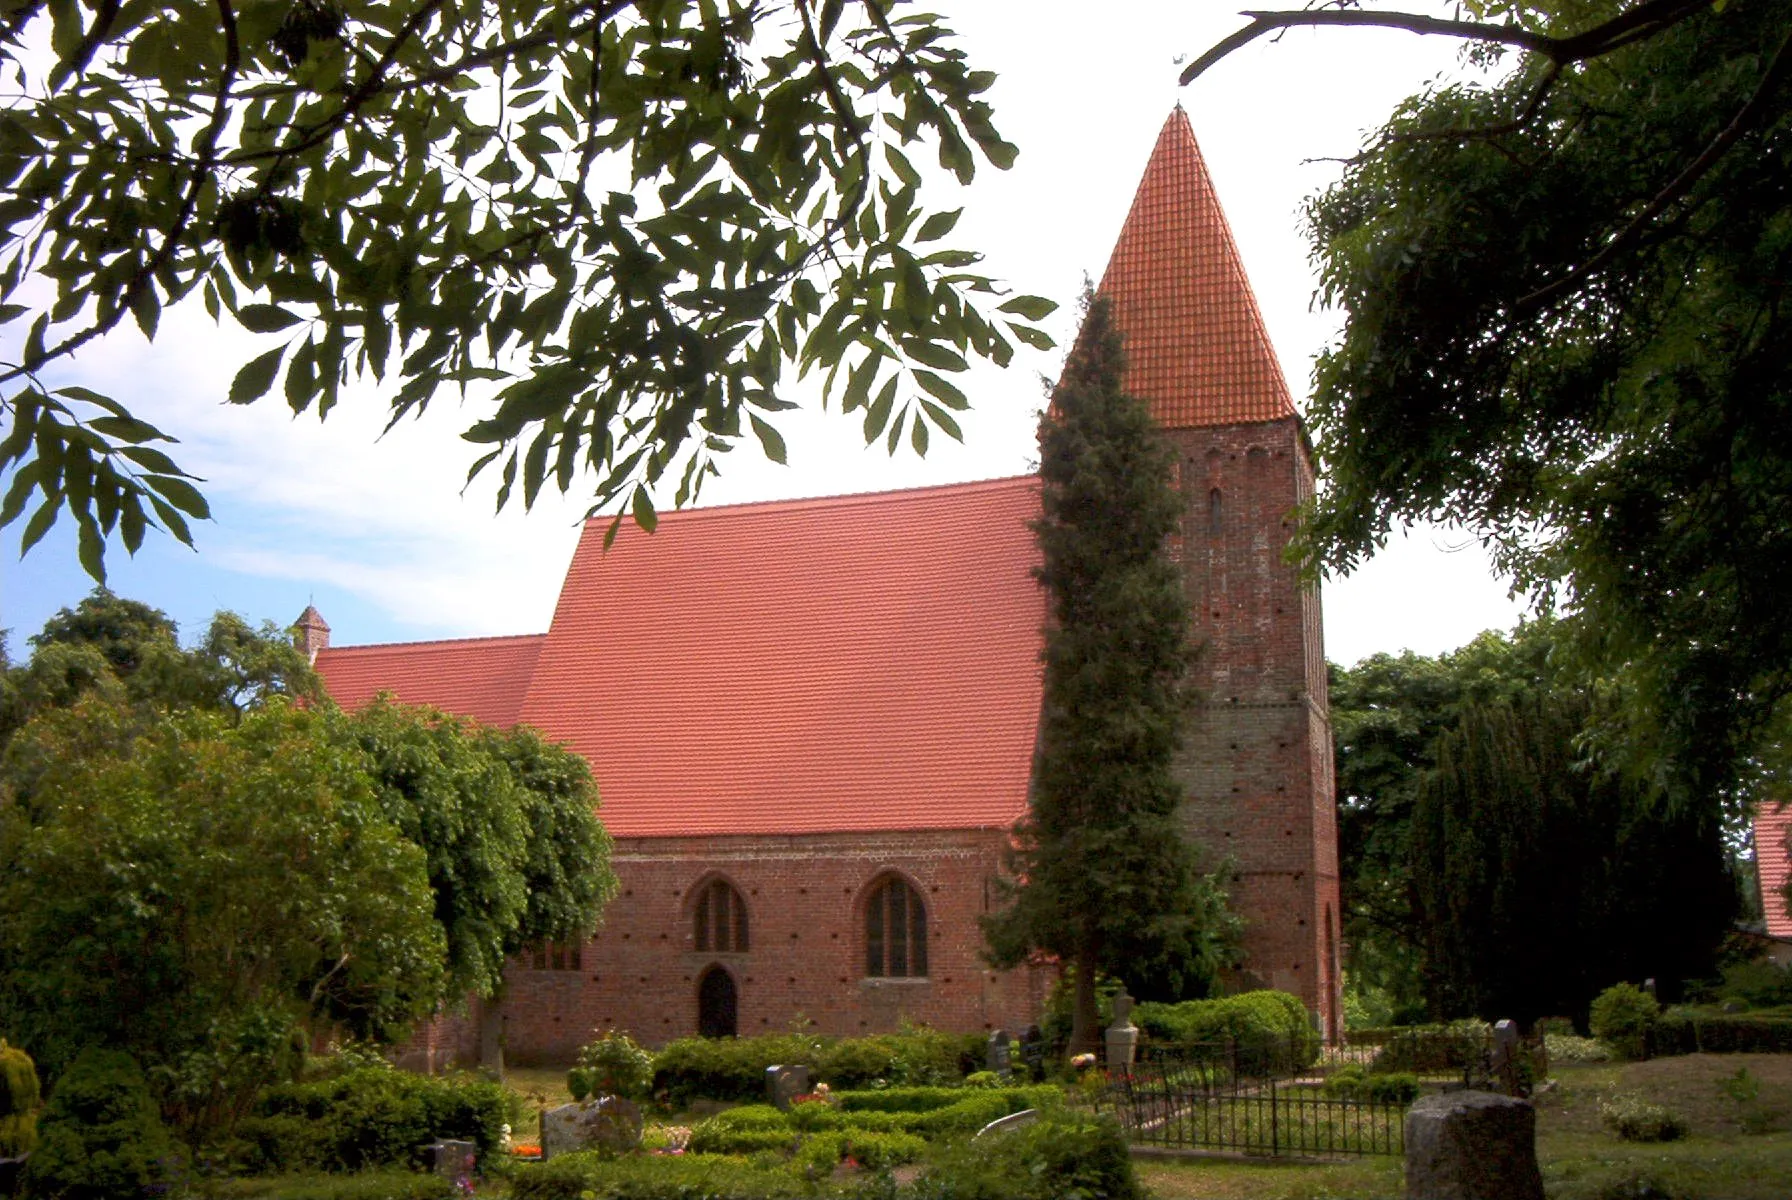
[478,994,506,1079]
[1067,947,1101,1058]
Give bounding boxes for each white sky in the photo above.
[2,1,1529,667]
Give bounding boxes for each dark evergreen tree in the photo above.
[984,290,1235,1054]
[1411,692,1736,1027]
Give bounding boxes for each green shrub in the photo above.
[0,1038,41,1156]
[511,1150,811,1200]
[1367,1020,1491,1077]
[835,1086,987,1114]
[836,1129,926,1170]
[686,1123,800,1156]
[1545,1033,1611,1063]
[251,1066,510,1172]
[650,1030,985,1106]
[1320,1066,1419,1105]
[700,1088,1060,1144]
[1651,1009,1792,1055]
[1591,984,1661,1060]
[1709,961,1792,1010]
[1600,1093,1686,1142]
[961,1072,999,1090]
[572,1032,654,1102]
[915,1112,1141,1200]
[1134,991,1318,1076]
[24,1046,184,1200]
[201,1169,454,1200]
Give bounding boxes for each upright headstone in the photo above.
[1020,1025,1046,1082]
[986,1030,1013,1080]
[1105,990,1139,1070]
[426,1139,476,1184]
[1490,1020,1524,1097]
[1405,1091,1544,1200]
[766,1064,811,1111]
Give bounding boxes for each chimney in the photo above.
[293,605,331,664]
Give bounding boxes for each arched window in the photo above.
[693,878,749,953]
[1208,488,1223,536]
[865,876,928,978]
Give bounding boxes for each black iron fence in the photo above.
[1092,1028,1540,1159]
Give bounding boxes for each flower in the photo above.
[1070,1053,1098,1070]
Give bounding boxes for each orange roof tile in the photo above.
[517,476,1046,838]
[1758,805,1792,937]
[1096,108,1297,429]
[317,634,544,729]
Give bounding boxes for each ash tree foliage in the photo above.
[983,292,1235,1056]
[0,0,1054,579]
[0,591,616,1134]
[1191,0,1792,808]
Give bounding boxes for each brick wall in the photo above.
[1168,416,1342,1038]
[490,827,1048,1065]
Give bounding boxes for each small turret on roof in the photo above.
[293,604,330,664]
[1096,107,1297,430]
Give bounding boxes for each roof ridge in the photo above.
[318,631,547,654]
[587,472,1039,528]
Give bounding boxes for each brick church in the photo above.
[302,110,1342,1065]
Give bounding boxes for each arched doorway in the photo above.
[697,965,738,1038]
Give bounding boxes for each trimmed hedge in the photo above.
[1654,1010,1792,1056]
[1134,991,1319,1076]
[202,1170,454,1200]
[913,1113,1142,1200]
[686,1125,926,1169]
[651,1031,986,1106]
[511,1152,813,1200]
[696,1088,1060,1143]
[1319,1066,1419,1106]
[242,1066,511,1173]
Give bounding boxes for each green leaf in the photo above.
[630,487,657,533]
[749,414,788,465]
[229,346,286,404]
[19,497,58,556]
[920,400,964,441]
[914,370,969,411]
[76,515,105,582]
[144,474,212,520]
[237,304,305,333]
[916,210,962,242]
[901,340,969,373]
[1010,323,1055,350]
[911,413,930,455]
[863,376,898,442]
[998,295,1058,321]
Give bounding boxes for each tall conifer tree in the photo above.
[985,290,1234,1054]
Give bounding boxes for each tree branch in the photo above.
[1517,26,1792,312]
[1180,0,1710,85]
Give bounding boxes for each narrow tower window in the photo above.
[1208,488,1223,536]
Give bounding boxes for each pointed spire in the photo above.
[1094,109,1296,429]
[293,604,330,664]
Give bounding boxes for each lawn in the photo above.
[1134,1054,1792,1200]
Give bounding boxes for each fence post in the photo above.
[1269,1075,1279,1156]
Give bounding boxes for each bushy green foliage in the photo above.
[511,1151,812,1200]
[1319,1065,1420,1106]
[24,1047,184,1200]
[685,1122,926,1170]
[650,1031,983,1106]
[1600,1093,1687,1143]
[1703,961,1792,1011]
[202,1170,454,1200]
[0,1037,40,1155]
[1367,1021,1491,1077]
[1591,985,1661,1060]
[1135,990,1319,1075]
[960,1072,999,1090]
[914,1113,1142,1200]
[244,1067,511,1173]
[1651,1009,1792,1056]
[1545,1033,1612,1063]
[697,1088,1059,1144]
[572,1032,654,1102]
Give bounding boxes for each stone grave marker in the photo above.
[541,1096,644,1160]
[425,1138,476,1183]
[1106,991,1139,1069]
[1490,1020,1524,1097]
[1020,1025,1045,1081]
[986,1030,1013,1080]
[1405,1090,1543,1200]
[766,1064,810,1111]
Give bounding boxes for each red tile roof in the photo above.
[517,476,1045,838]
[1758,805,1792,937]
[316,634,544,729]
[1097,108,1297,429]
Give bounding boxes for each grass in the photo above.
[502,1065,574,1139]
[1134,1054,1792,1200]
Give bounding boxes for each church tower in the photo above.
[1097,109,1341,1037]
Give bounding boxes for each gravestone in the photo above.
[1490,1020,1524,1097]
[1405,1090,1544,1200]
[425,1139,476,1182]
[766,1064,810,1111]
[986,1030,1013,1080]
[1105,990,1139,1069]
[541,1096,644,1160]
[1020,1025,1046,1082]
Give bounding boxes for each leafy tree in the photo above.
[1410,690,1737,1025]
[29,589,178,677]
[337,697,617,1005]
[983,292,1235,1054]
[1188,0,1792,807]
[0,697,447,1130]
[0,0,1055,579]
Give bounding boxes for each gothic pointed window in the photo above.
[694,878,749,953]
[864,876,928,978]
[1208,488,1223,536]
